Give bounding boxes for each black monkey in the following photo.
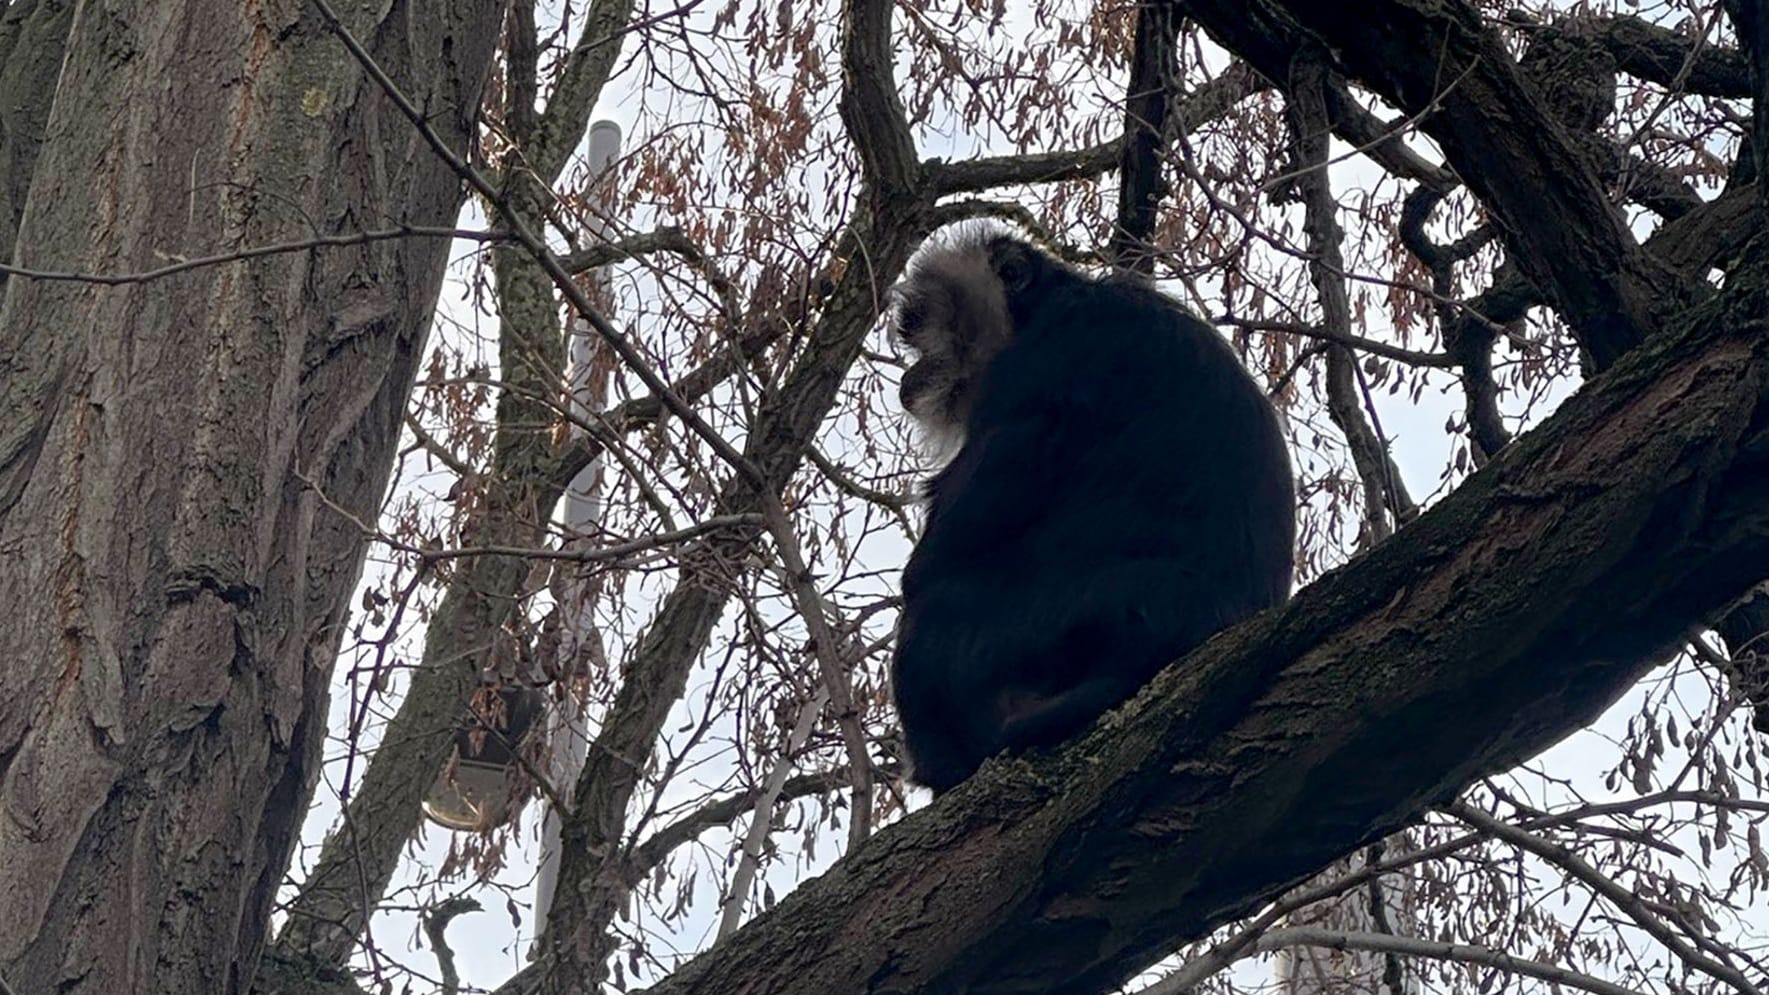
[888,226,1295,793]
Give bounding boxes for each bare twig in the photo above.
[715,688,830,940]
[1150,926,1653,995]
[1450,801,1764,995]
[1217,316,1454,368]
[0,225,504,285]
[760,499,874,849]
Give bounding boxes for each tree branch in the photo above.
[1111,1,1182,273]
[1155,925,1653,995]
[1286,54,1417,543]
[928,61,1266,196]
[1540,13,1752,97]
[1450,802,1762,995]
[0,226,506,286]
[1189,0,1696,370]
[525,0,638,183]
[421,897,483,995]
[839,0,918,196]
[626,766,881,884]
[715,689,831,940]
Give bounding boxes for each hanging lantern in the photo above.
[422,684,548,831]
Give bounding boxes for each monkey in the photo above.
[887,225,1295,793]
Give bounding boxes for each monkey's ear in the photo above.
[994,244,1034,293]
[882,285,921,339]
[896,300,928,340]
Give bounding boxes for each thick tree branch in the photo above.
[641,240,1769,995]
[839,0,917,196]
[928,141,1121,196]
[504,0,540,145]
[1320,78,1457,192]
[1111,1,1181,273]
[1287,55,1417,543]
[929,62,1266,196]
[1645,182,1760,277]
[1540,13,1752,97]
[1737,1,1769,202]
[1189,0,1696,370]
[525,0,638,183]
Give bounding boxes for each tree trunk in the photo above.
[0,2,503,992]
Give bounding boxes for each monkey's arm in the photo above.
[910,411,1076,568]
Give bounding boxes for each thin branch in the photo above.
[1362,842,1409,995]
[1286,55,1416,543]
[626,766,887,882]
[1218,316,1454,368]
[559,225,697,272]
[0,226,504,285]
[558,225,742,329]
[402,413,475,479]
[760,499,874,849]
[1399,186,1513,464]
[1151,926,1654,995]
[1450,801,1764,995]
[303,475,764,565]
[808,447,910,510]
[550,323,785,492]
[715,688,830,940]
[930,61,1267,197]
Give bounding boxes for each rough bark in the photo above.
[0,0,73,272]
[0,2,503,992]
[639,242,1769,994]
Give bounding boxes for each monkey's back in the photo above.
[894,263,1295,792]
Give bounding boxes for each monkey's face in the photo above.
[887,228,1022,442]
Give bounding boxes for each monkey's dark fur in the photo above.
[889,227,1295,793]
